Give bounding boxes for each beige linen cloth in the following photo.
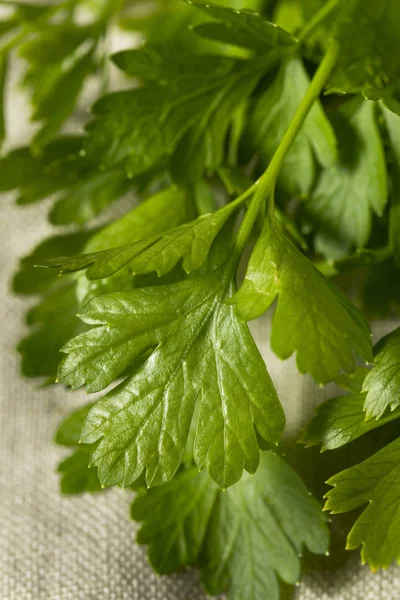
[1,69,399,600]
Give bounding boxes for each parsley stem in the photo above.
[233,39,340,258]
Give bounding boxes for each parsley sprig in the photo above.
[6,0,400,597]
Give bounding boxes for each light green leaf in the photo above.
[49,168,129,226]
[325,437,400,570]
[230,216,373,384]
[362,327,400,419]
[300,392,400,451]
[190,1,298,52]
[250,57,337,196]
[64,263,284,489]
[132,451,329,599]
[309,100,387,256]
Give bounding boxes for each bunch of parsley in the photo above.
[4,0,400,597]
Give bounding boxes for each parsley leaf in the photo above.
[62,261,284,489]
[250,56,337,196]
[300,392,400,451]
[55,403,101,495]
[190,1,298,52]
[325,437,400,570]
[229,216,373,383]
[362,327,400,419]
[17,280,84,382]
[302,0,400,115]
[13,230,93,296]
[13,230,93,381]
[308,100,387,257]
[85,52,282,181]
[42,196,242,279]
[132,451,329,599]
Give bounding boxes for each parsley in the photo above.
[132,451,329,599]
[7,0,400,596]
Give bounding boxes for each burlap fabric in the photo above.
[1,65,399,600]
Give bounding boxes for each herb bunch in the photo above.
[5,0,400,597]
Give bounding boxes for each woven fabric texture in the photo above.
[1,62,400,600]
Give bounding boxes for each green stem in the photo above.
[233,40,340,258]
[297,0,340,44]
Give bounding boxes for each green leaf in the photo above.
[112,45,234,82]
[250,57,337,196]
[19,23,96,66]
[327,1,400,110]
[55,402,95,447]
[32,45,96,148]
[334,365,370,393]
[132,468,218,573]
[360,258,400,319]
[0,136,85,197]
[362,327,400,419]
[190,1,298,52]
[132,451,329,599]
[57,446,102,495]
[229,216,373,384]
[13,230,93,296]
[17,280,84,381]
[274,0,304,35]
[62,262,284,489]
[55,403,101,494]
[308,100,387,256]
[170,58,266,183]
[48,167,129,226]
[300,392,400,451]
[42,195,242,280]
[85,54,278,181]
[325,437,400,570]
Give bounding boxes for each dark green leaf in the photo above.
[308,101,387,257]
[85,55,278,180]
[13,230,93,296]
[55,403,101,494]
[57,446,102,495]
[17,280,83,381]
[49,167,129,226]
[300,392,400,451]
[55,402,95,447]
[132,451,329,599]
